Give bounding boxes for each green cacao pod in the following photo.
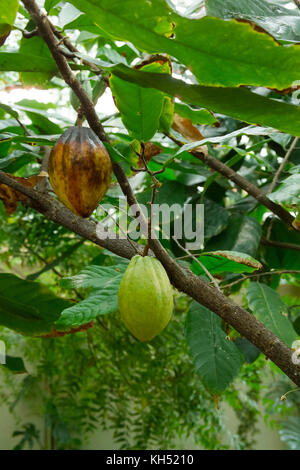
[48,126,112,218]
[118,255,173,342]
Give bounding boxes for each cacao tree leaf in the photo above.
[159,96,174,133]
[110,61,169,141]
[0,0,19,45]
[191,250,263,276]
[56,264,128,327]
[203,198,229,240]
[269,174,300,209]
[56,278,122,327]
[173,125,278,155]
[0,133,58,146]
[0,51,57,74]
[206,0,300,42]
[60,264,128,289]
[71,0,300,89]
[174,102,217,126]
[110,65,300,137]
[247,282,297,346]
[0,274,72,336]
[185,301,243,394]
[205,215,262,257]
[18,20,57,86]
[235,337,260,364]
[0,103,19,119]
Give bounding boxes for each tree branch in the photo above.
[261,238,300,252]
[165,133,296,229]
[268,136,298,194]
[0,170,142,260]
[20,0,300,387]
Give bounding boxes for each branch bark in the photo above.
[18,0,300,387]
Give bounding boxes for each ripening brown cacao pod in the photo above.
[48,126,112,218]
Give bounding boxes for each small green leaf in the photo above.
[60,264,127,289]
[174,102,217,126]
[185,301,243,394]
[57,264,128,327]
[247,282,297,347]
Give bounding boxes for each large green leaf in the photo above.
[56,264,128,327]
[0,51,57,73]
[0,274,72,336]
[206,0,300,42]
[185,301,243,394]
[110,62,169,141]
[18,21,57,86]
[71,0,300,89]
[269,174,300,209]
[205,215,262,257]
[110,65,300,137]
[191,250,262,276]
[247,282,297,347]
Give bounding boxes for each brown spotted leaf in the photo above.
[191,250,263,276]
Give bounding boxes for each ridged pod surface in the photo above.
[118,255,174,342]
[48,126,112,218]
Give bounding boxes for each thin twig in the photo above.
[268,137,298,194]
[98,204,139,254]
[261,238,300,252]
[22,27,39,38]
[221,270,300,290]
[16,118,31,136]
[172,236,220,291]
[138,142,161,256]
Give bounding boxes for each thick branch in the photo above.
[0,170,141,260]
[20,0,300,387]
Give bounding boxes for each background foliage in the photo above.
[0,0,300,450]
